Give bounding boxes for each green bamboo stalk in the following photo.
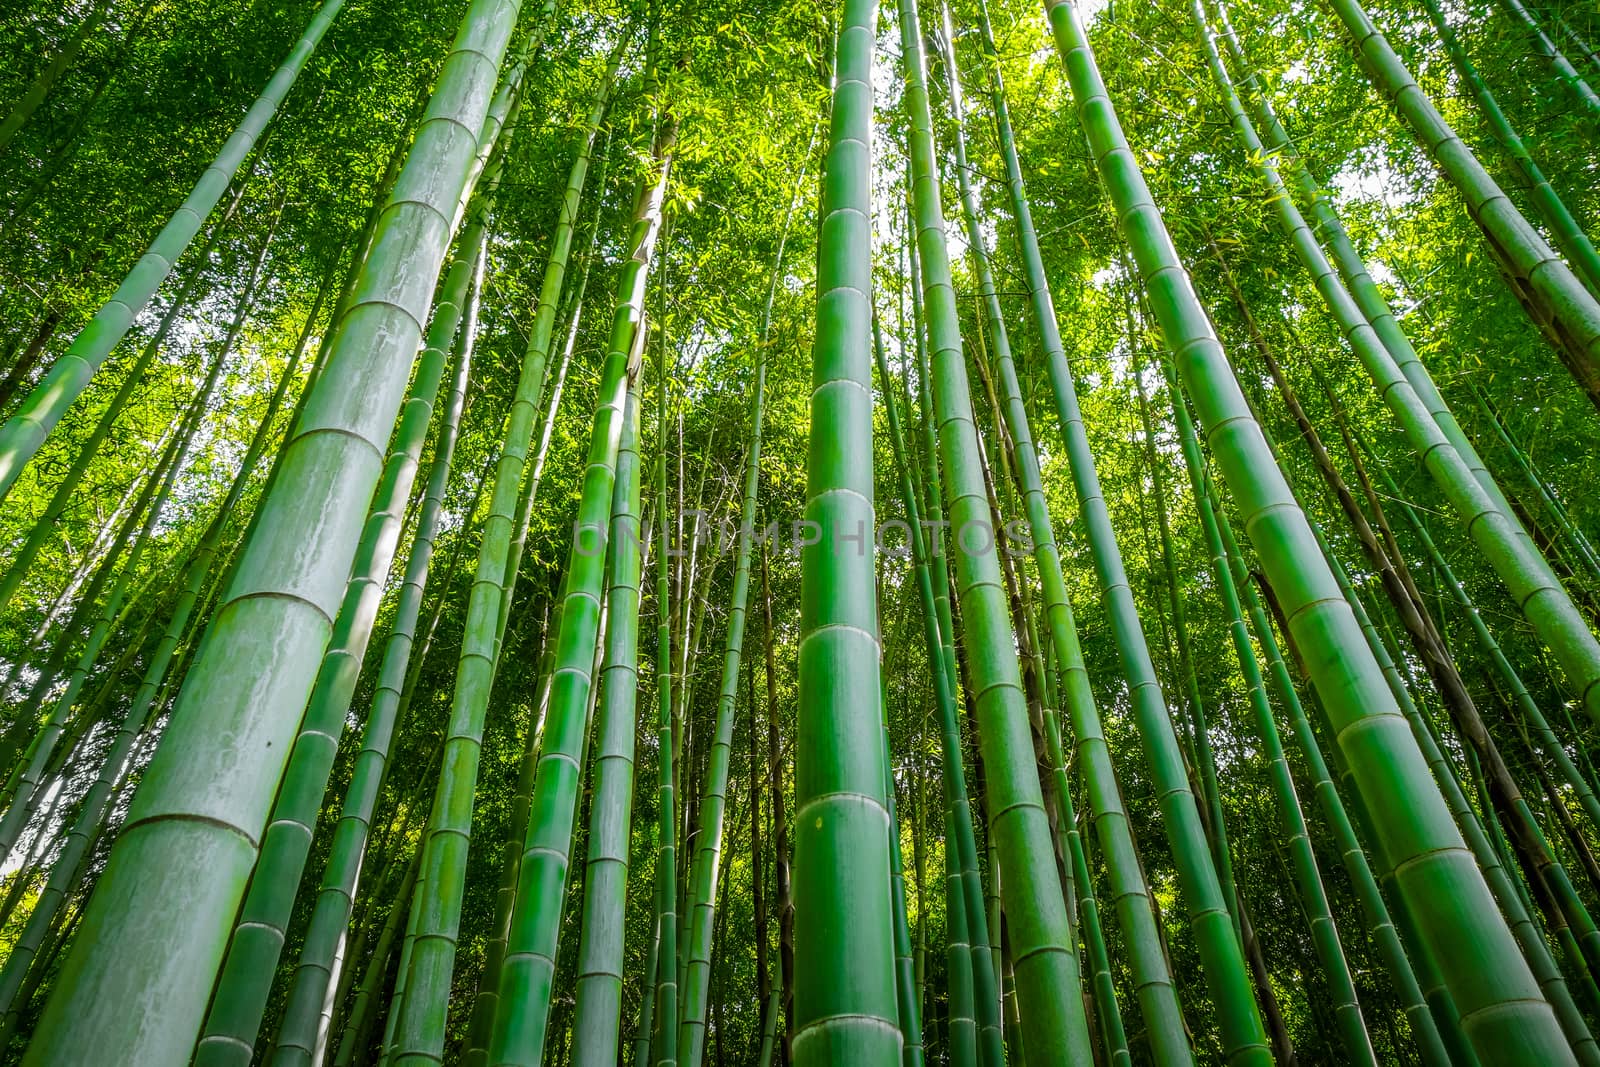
[1302,466,1598,1063]
[480,74,663,1067]
[1128,323,1239,939]
[286,816,419,1062]
[1209,482,1460,1067]
[965,9,1185,1061]
[882,683,925,1067]
[1209,287,1469,1067]
[1033,6,1274,1059]
[789,0,899,1057]
[760,550,795,1064]
[651,273,679,1067]
[374,41,615,1066]
[752,642,774,1058]
[901,189,1003,1067]
[537,529,616,1067]
[0,0,350,499]
[381,844,428,1066]
[872,317,979,1067]
[898,0,1092,1059]
[1042,0,1576,1057]
[1163,357,1377,1065]
[331,847,423,1067]
[630,916,660,1067]
[1033,630,1130,1067]
[1210,2,1529,579]
[1246,388,1597,1062]
[982,842,1001,1057]
[943,809,978,1067]
[208,88,518,1056]
[1312,393,1600,990]
[1361,559,1600,1060]
[492,145,609,665]
[0,179,266,737]
[461,139,611,1067]
[1317,0,1600,408]
[17,0,527,1055]
[568,373,644,1067]
[756,986,783,1067]
[196,193,497,1067]
[936,19,1141,1067]
[463,587,566,1066]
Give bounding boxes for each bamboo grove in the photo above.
[2,0,1600,1058]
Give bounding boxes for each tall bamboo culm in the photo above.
[18,0,528,1057]
[790,0,900,1059]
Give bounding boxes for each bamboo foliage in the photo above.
[0,0,350,499]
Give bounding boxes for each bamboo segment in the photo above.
[651,248,679,1067]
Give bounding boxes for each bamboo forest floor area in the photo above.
[2,0,1600,1060]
